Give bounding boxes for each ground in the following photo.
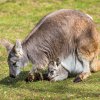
[0,0,100,100]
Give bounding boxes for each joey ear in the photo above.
[49,61,54,65]
[0,39,13,54]
[56,58,60,66]
[14,40,23,57]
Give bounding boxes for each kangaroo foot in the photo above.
[73,72,91,83]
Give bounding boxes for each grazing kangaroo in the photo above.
[0,9,100,82]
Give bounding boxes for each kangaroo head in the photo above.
[0,39,28,78]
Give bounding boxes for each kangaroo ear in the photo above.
[14,40,23,57]
[0,39,13,54]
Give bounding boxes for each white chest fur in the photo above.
[61,54,83,74]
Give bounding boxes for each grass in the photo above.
[0,0,100,100]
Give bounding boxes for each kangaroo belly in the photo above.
[61,54,83,74]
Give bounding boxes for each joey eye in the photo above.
[50,71,54,75]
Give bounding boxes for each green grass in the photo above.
[0,0,100,100]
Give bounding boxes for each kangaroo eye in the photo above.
[13,62,17,67]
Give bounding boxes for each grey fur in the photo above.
[48,60,68,81]
[2,9,99,78]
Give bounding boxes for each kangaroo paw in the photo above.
[25,73,34,82]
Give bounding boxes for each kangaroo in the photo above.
[0,9,100,82]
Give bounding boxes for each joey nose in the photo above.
[48,74,52,80]
[10,74,16,78]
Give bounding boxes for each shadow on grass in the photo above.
[0,70,100,99]
[0,71,49,86]
[0,72,100,99]
[0,71,29,86]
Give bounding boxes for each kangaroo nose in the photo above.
[10,74,16,78]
